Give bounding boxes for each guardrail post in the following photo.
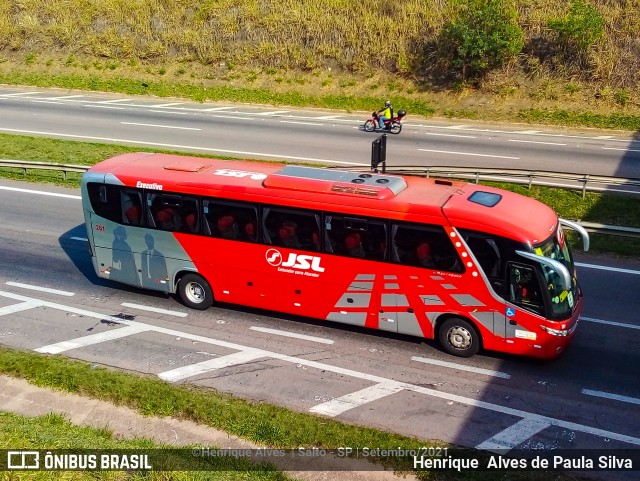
[581,175,589,199]
[528,173,533,190]
[475,173,479,184]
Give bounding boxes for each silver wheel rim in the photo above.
[185,281,206,304]
[447,326,472,350]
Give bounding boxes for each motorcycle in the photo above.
[364,109,406,134]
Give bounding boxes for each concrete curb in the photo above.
[0,374,417,481]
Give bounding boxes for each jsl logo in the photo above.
[265,248,325,272]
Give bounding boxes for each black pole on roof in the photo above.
[371,134,387,173]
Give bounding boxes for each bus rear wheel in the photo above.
[178,273,213,310]
[438,318,480,357]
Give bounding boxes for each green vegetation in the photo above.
[0,346,573,481]
[0,1,638,129]
[0,410,289,480]
[438,0,524,82]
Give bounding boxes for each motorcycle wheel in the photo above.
[390,122,402,134]
[364,120,376,132]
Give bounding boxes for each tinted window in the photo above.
[392,222,463,272]
[264,207,320,251]
[203,199,258,242]
[324,214,387,261]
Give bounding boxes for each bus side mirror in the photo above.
[515,250,572,291]
[559,218,590,252]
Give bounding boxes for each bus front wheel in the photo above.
[178,273,213,310]
[438,318,480,357]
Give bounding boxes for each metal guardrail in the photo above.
[0,159,87,180]
[2,159,640,239]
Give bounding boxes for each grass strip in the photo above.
[0,346,573,481]
[0,410,290,480]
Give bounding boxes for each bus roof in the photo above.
[86,153,558,244]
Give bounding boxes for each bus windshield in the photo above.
[532,226,577,318]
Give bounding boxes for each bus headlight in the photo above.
[540,323,577,337]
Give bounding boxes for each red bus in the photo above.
[81,153,589,359]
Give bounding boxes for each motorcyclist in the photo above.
[377,100,393,129]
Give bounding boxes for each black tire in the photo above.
[177,273,213,310]
[438,318,480,357]
[389,122,402,134]
[364,120,376,132]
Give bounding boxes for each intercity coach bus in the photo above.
[81,153,589,359]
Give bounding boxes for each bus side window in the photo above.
[508,264,543,314]
[264,208,320,252]
[325,215,387,261]
[392,222,463,272]
[87,183,121,222]
[121,189,143,226]
[203,199,258,243]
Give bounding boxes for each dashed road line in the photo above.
[475,418,552,451]
[257,110,289,116]
[279,120,318,126]
[153,103,183,108]
[576,262,640,275]
[95,98,132,104]
[310,382,405,417]
[0,300,42,316]
[508,139,567,146]
[0,288,638,447]
[582,389,640,406]
[121,302,187,318]
[411,356,511,379]
[0,185,80,199]
[35,324,151,354]
[158,350,265,382]
[250,326,334,344]
[424,132,476,139]
[417,148,519,160]
[581,316,640,330]
[149,110,188,115]
[120,122,201,131]
[5,282,74,297]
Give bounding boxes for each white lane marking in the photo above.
[316,115,341,120]
[576,262,640,275]
[46,95,84,100]
[309,382,405,417]
[153,103,183,108]
[257,110,289,116]
[158,350,265,382]
[0,128,364,166]
[476,418,552,451]
[201,106,235,111]
[595,136,613,139]
[418,148,519,160]
[32,100,64,105]
[35,324,151,354]
[279,120,319,126]
[70,236,88,242]
[425,132,476,139]
[250,326,334,345]
[120,122,201,131]
[95,99,132,104]
[580,316,640,330]
[0,300,42,316]
[84,104,126,110]
[0,92,40,97]
[121,302,187,318]
[5,282,74,297]
[0,185,80,200]
[2,288,638,447]
[411,356,511,379]
[445,125,468,129]
[602,147,640,153]
[582,389,640,406]
[508,139,567,146]
[517,130,541,134]
[149,110,188,115]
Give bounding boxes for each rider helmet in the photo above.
[384,100,391,107]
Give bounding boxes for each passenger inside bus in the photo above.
[215,215,239,240]
[277,221,301,249]
[242,221,257,242]
[183,213,197,233]
[124,206,141,226]
[415,242,435,268]
[344,232,366,258]
[155,207,180,231]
